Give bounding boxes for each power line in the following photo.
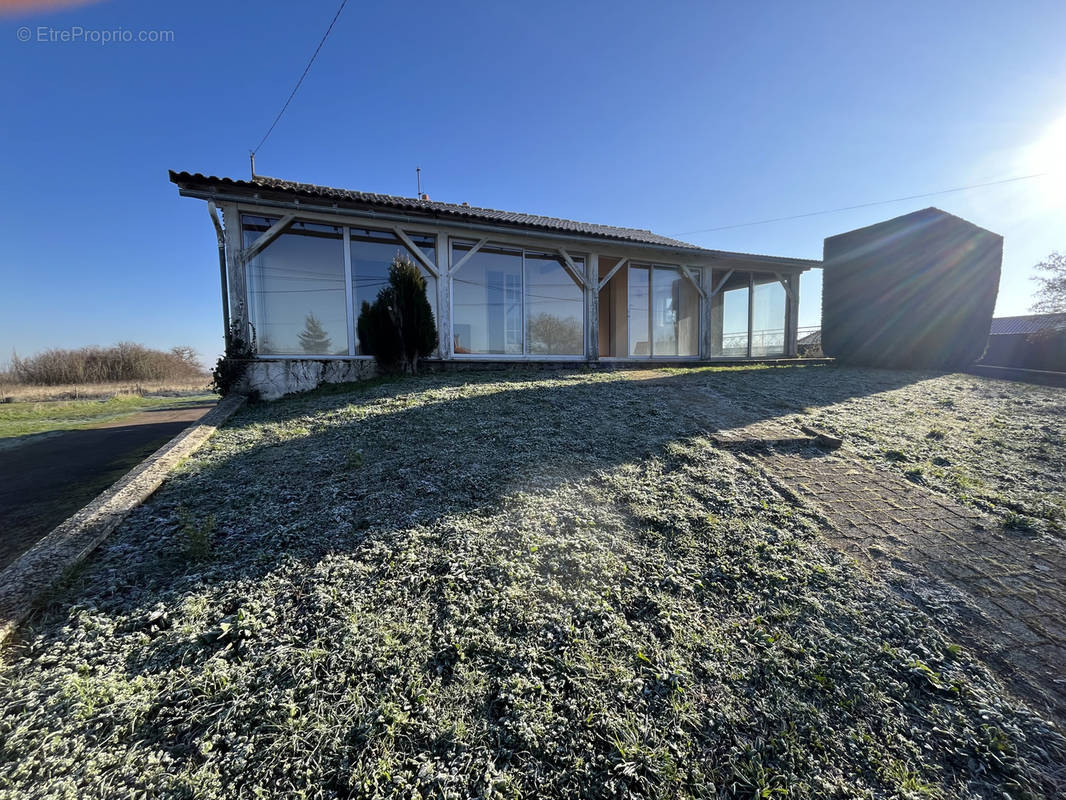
[671,172,1050,237]
[251,0,349,158]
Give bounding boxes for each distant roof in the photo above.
[797,329,821,346]
[170,170,820,268]
[989,313,1066,336]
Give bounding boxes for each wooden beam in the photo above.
[557,247,586,288]
[597,257,629,291]
[449,237,487,275]
[394,226,439,277]
[709,269,735,299]
[241,213,296,264]
[680,265,706,300]
[774,271,795,302]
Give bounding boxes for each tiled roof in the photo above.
[170,171,701,250]
[989,313,1066,336]
[796,329,822,346]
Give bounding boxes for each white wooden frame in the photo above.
[223,199,806,364]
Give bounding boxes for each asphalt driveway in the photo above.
[0,401,216,569]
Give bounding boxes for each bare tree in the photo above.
[1031,252,1066,313]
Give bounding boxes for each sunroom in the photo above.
[171,171,817,396]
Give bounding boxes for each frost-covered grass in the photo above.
[709,366,1065,535]
[1,367,1063,799]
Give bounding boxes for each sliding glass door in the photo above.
[628,264,700,358]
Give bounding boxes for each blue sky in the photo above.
[2,0,1064,367]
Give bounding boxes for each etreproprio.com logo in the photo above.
[16,25,175,44]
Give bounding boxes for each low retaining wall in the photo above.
[0,395,245,644]
[242,358,379,400]
[968,363,1066,388]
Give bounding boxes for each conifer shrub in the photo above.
[357,255,437,374]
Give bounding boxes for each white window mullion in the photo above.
[343,226,356,356]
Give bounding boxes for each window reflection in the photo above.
[350,229,437,354]
[452,243,524,354]
[244,217,348,355]
[525,252,584,355]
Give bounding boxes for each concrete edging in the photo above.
[0,394,246,644]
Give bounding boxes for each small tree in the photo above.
[357,254,437,374]
[211,319,256,396]
[298,313,333,354]
[1031,251,1066,313]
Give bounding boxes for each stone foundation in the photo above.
[242,358,379,400]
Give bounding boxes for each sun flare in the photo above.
[1022,113,1066,209]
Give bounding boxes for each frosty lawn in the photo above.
[0,366,1063,798]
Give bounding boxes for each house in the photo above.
[795,328,823,357]
[171,171,818,397]
[821,208,1002,370]
[981,312,1066,371]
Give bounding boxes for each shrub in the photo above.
[211,321,256,397]
[10,342,205,385]
[357,255,437,374]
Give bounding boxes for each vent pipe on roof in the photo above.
[249,151,256,179]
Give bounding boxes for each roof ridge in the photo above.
[251,174,659,235]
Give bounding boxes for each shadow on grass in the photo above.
[14,364,935,661]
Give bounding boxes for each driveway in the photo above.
[0,401,216,569]
[696,389,1066,729]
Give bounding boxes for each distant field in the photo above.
[0,377,210,404]
[0,392,217,440]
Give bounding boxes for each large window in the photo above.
[712,271,751,357]
[629,264,700,358]
[710,271,789,358]
[451,242,584,356]
[628,265,650,356]
[525,252,584,355]
[350,229,437,354]
[244,217,348,355]
[751,275,786,357]
[242,216,437,357]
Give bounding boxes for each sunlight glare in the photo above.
[1021,112,1066,209]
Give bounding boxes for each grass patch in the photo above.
[0,393,216,439]
[0,368,1062,798]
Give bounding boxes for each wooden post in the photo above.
[701,268,714,359]
[437,235,453,358]
[586,254,599,361]
[220,203,249,348]
[747,273,754,358]
[787,273,801,356]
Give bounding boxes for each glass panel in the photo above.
[628,265,650,356]
[243,216,348,355]
[751,275,786,357]
[652,267,680,356]
[350,229,437,355]
[452,242,523,355]
[525,252,584,355]
[678,268,701,357]
[713,272,750,357]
